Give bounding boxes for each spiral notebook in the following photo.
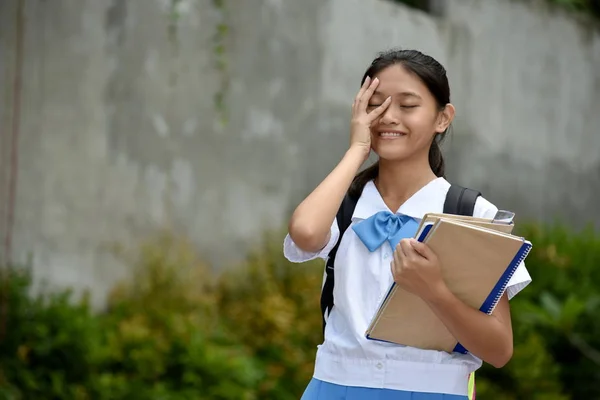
[365,217,532,354]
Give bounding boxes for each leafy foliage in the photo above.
[0,224,599,399]
[475,223,600,399]
[215,231,323,399]
[0,234,261,400]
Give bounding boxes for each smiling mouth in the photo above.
[378,132,407,138]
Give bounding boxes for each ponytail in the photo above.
[428,137,446,178]
[348,162,379,199]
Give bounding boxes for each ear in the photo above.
[435,103,455,134]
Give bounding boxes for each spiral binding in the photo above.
[453,240,533,354]
[486,241,533,315]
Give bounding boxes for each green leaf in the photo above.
[540,292,562,322]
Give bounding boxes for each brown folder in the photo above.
[365,217,531,353]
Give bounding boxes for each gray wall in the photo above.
[1,0,599,306]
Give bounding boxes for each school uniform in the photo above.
[283,178,532,399]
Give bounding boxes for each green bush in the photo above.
[215,231,323,399]
[0,268,102,399]
[0,234,262,400]
[475,223,600,399]
[91,234,262,400]
[0,223,599,399]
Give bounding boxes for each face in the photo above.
[366,64,454,162]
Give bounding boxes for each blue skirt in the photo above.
[301,378,469,400]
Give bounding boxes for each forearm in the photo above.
[289,146,367,252]
[424,286,513,368]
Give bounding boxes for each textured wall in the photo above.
[1,0,598,306]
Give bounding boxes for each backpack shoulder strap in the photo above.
[443,184,481,216]
[336,194,358,236]
[320,193,358,333]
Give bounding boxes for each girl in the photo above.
[283,49,532,399]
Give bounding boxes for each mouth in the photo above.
[378,131,407,139]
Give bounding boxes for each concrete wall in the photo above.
[1,0,599,306]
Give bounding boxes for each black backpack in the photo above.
[320,184,481,333]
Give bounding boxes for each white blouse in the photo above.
[283,178,532,396]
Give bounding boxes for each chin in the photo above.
[372,143,412,162]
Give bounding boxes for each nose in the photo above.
[379,104,400,125]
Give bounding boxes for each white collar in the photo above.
[352,178,451,221]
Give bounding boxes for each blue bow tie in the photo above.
[352,211,419,252]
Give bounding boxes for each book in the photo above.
[365,217,532,354]
[416,212,515,235]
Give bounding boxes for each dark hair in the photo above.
[349,49,451,198]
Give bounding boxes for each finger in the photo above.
[399,239,413,258]
[402,239,423,263]
[354,76,372,107]
[410,239,432,260]
[366,96,391,121]
[393,246,403,271]
[357,77,379,109]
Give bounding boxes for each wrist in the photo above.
[422,280,452,306]
[347,145,370,162]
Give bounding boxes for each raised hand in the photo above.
[350,76,391,159]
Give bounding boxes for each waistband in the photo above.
[313,348,470,396]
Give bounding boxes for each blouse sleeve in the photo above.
[473,196,532,300]
[283,220,340,263]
